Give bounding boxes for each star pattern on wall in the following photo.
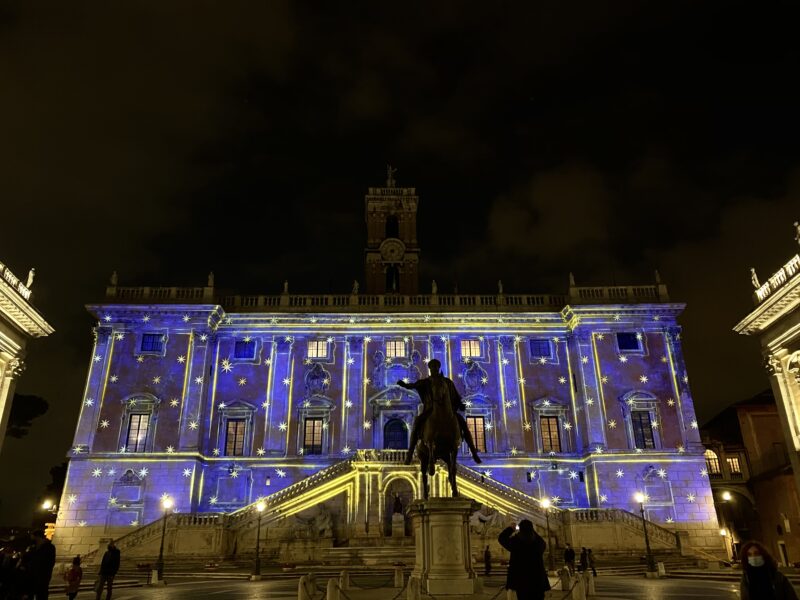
[100,420,110,429]
[667,398,675,407]
[363,421,371,429]
[485,422,493,430]
[72,446,85,454]
[639,375,648,383]
[152,376,161,384]
[599,494,608,503]
[209,496,218,505]
[690,420,698,429]
[608,420,617,429]
[177,355,186,364]
[342,446,352,455]
[660,356,668,363]
[282,377,291,386]
[110,375,119,383]
[182,314,191,322]
[136,356,144,363]
[264,358,272,366]
[563,422,572,431]
[501,358,509,365]
[635,448,643,454]
[138,467,148,477]
[345,400,353,408]
[538,357,547,365]
[199,334,208,342]
[257,448,266,456]
[238,377,247,386]
[615,469,624,478]
[93,354,103,363]
[618,355,628,363]
[276,469,287,477]
[686,493,696,503]
[581,356,589,364]
[510,447,518,456]
[278,422,287,431]
[568,470,578,479]
[84,398,94,407]
[195,376,204,384]
[594,446,604,454]
[699,468,708,477]
[657,469,667,479]
[212,448,220,456]
[169,398,179,408]
[261,401,269,409]
[166,446,175,454]
[189,421,199,430]
[142,315,151,323]
[182,468,193,477]
[601,375,609,384]
[677,445,685,453]
[92,468,103,478]
[586,398,595,406]
[558,376,567,384]
[78,521,87,527]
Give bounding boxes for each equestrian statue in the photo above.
[397,359,482,499]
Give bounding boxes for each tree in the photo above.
[6,393,48,439]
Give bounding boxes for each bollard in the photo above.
[559,567,571,591]
[298,575,314,600]
[394,565,404,588]
[339,569,350,591]
[326,577,339,600]
[586,571,596,596]
[407,575,421,600]
[506,589,517,600]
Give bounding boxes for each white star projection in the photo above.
[635,448,643,454]
[363,421,371,429]
[276,469,287,477]
[72,446,84,455]
[166,446,175,454]
[483,470,493,478]
[510,447,518,456]
[282,377,291,386]
[581,356,589,364]
[518,377,526,385]
[608,420,617,429]
[136,356,144,363]
[103,315,112,322]
[238,377,247,386]
[130,520,139,527]
[651,421,659,429]
[504,401,512,409]
[501,358,509,365]
[690,420,698,429]
[183,314,190,322]
[189,421,199,430]
[667,398,675,407]
[278,422,288,431]
[177,355,186,364]
[586,398,595,406]
[596,334,605,341]
[93,354,102,362]
[152,376,161,384]
[682,375,689,384]
[218,402,227,410]
[677,445,685,453]
[599,494,608,503]
[107,468,116,476]
[142,315,151,322]
[657,469,667,479]
[195,376,204,385]
[594,446,604,454]
[84,398,94,407]
[230,470,239,478]
[660,356,668,363]
[109,497,118,505]
[221,359,232,372]
[347,357,355,365]
[257,447,266,456]
[212,448,220,456]
[169,399,179,408]
[182,468,193,477]
[199,334,208,342]
[601,376,609,384]
[615,469,624,478]
[137,467,148,477]
[613,314,621,321]
[210,496,218,505]
[618,355,628,363]
[700,468,708,478]
[563,422,572,431]
[110,375,119,383]
[344,400,353,409]
[264,358,272,366]
[78,521,87,527]
[92,468,103,478]
[485,422,493,430]
[639,375,649,384]
[364,336,372,343]
[261,401,269,409]
[686,493,696,503]
[551,496,561,504]
[665,517,674,524]
[538,357,548,365]
[568,471,578,479]
[558,376,567,384]
[342,446,352,455]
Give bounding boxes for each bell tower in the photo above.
[364,166,420,294]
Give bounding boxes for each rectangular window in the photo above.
[616,332,642,352]
[706,452,722,477]
[307,340,328,359]
[234,339,256,360]
[466,416,487,453]
[140,333,163,353]
[126,414,150,452]
[528,339,552,359]
[631,411,656,449]
[460,339,481,358]
[303,418,324,455]
[225,419,247,456]
[727,456,742,479]
[386,340,406,358]
[540,416,562,453]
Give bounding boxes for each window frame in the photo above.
[136,330,168,357]
[216,403,255,457]
[531,397,570,454]
[225,418,247,456]
[386,339,406,359]
[619,392,661,451]
[460,339,482,359]
[615,331,644,354]
[307,339,329,360]
[539,415,562,453]
[233,339,257,360]
[528,338,553,360]
[630,410,656,450]
[705,449,722,477]
[465,415,487,453]
[125,413,151,453]
[303,417,324,455]
[119,395,160,453]
[726,455,742,479]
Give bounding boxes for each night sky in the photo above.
[2,2,800,525]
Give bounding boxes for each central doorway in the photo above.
[383,419,408,449]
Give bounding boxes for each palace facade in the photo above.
[54,176,721,562]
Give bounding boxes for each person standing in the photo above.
[64,556,83,600]
[740,541,798,600]
[25,530,56,599]
[587,549,597,577]
[484,546,492,576]
[95,541,120,600]
[563,543,576,574]
[579,547,588,573]
[498,520,551,600]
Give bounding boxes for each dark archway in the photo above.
[385,214,400,238]
[384,419,408,449]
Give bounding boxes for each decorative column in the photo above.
[764,351,800,496]
[0,356,25,455]
[74,327,113,452]
[179,330,212,451]
[665,327,703,451]
[408,498,481,595]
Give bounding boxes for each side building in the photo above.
[53,177,722,562]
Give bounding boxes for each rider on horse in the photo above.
[398,358,483,465]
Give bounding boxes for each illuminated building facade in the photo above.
[54,176,721,559]
[0,259,53,455]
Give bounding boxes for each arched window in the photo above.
[384,419,408,449]
[386,265,400,293]
[385,215,400,239]
[704,449,722,477]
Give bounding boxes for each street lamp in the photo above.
[634,492,657,574]
[156,496,173,582]
[541,498,555,573]
[251,501,266,580]
[719,492,735,560]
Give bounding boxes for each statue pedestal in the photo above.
[408,498,481,595]
[392,513,405,537]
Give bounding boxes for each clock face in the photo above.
[380,238,405,261]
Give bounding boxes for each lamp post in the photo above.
[251,501,266,581]
[720,491,736,560]
[541,498,555,573]
[156,496,173,582]
[634,492,657,574]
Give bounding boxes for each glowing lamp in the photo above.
[721,491,732,501]
[256,501,266,512]
[42,500,53,510]
[634,492,646,504]
[540,498,551,509]
[720,529,727,536]
[162,497,174,510]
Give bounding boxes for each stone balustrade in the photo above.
[567,508,678,548]
[755,254,800,304]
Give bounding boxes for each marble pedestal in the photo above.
[408,497,481,595]
[392,513,406,537]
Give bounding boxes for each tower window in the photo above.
[466,416,487,453]
[140,334,163,353]
[303,418,324,455]
[308,340,329,359]
[616,332,642,352]
[225,419,247,456]
[461,339,481,358]
[631,410,655,449]
[528,339,552,359]
[125,414,150,453]
[540,416,561,453]
[386,340,406,358]
[385,214,400,238]
[234,339,256,360]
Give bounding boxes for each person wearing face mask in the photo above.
[740,541,798,600]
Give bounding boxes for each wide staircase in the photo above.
[80,453,703,577]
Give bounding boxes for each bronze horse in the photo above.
[415,375,462,499]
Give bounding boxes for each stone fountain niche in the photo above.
[408,498,481,595]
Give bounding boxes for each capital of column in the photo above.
[763,353,784,376]
[5,357,25,380]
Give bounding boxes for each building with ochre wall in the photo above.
[54,175,721,561]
